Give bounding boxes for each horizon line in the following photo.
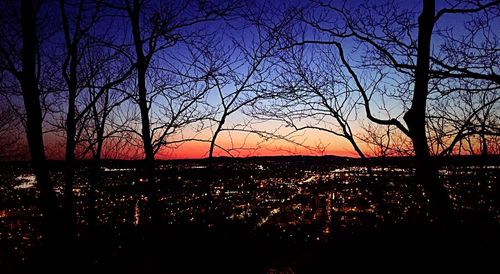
[2,154,499,163]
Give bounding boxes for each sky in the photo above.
[1,0,498,160]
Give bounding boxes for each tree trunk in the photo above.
[20,0,59,254]
[209,115,226,168]
[59,0,79,226]
[129,1,158,223]
[403,0,453,225]
[64,84,76,227]
[206,120,224,224]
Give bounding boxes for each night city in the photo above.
[0,0,499,273]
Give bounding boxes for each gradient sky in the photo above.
[2,0,496,160]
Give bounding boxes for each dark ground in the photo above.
[3,220,499,274]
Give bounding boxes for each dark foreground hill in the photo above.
[3,221,499,274]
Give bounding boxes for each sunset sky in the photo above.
[1,0,497,161]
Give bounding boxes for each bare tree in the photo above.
[106,0,237,222]
[254,39,394,214]
[266,43,368,160]
[72,42,134,228]
[287,0,500,224]
[57,0,99,228]
[0,0,61,256]
[52,0,136,226]
[204,3,290,165]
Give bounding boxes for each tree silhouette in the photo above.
[107,0,237,223]
[206,1,289,164]
[0,0,62,265]
[58,0,101,231]
[283,0,500,224]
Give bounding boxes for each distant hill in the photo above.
[1,154,499,168]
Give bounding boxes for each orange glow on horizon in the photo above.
[24,129,497,161]
[154,132,363,159]
[40,130,364,160]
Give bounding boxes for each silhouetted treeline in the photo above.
[0,1,499,264]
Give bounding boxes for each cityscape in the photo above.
[1,0,499,273]
[1,156,499,272]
